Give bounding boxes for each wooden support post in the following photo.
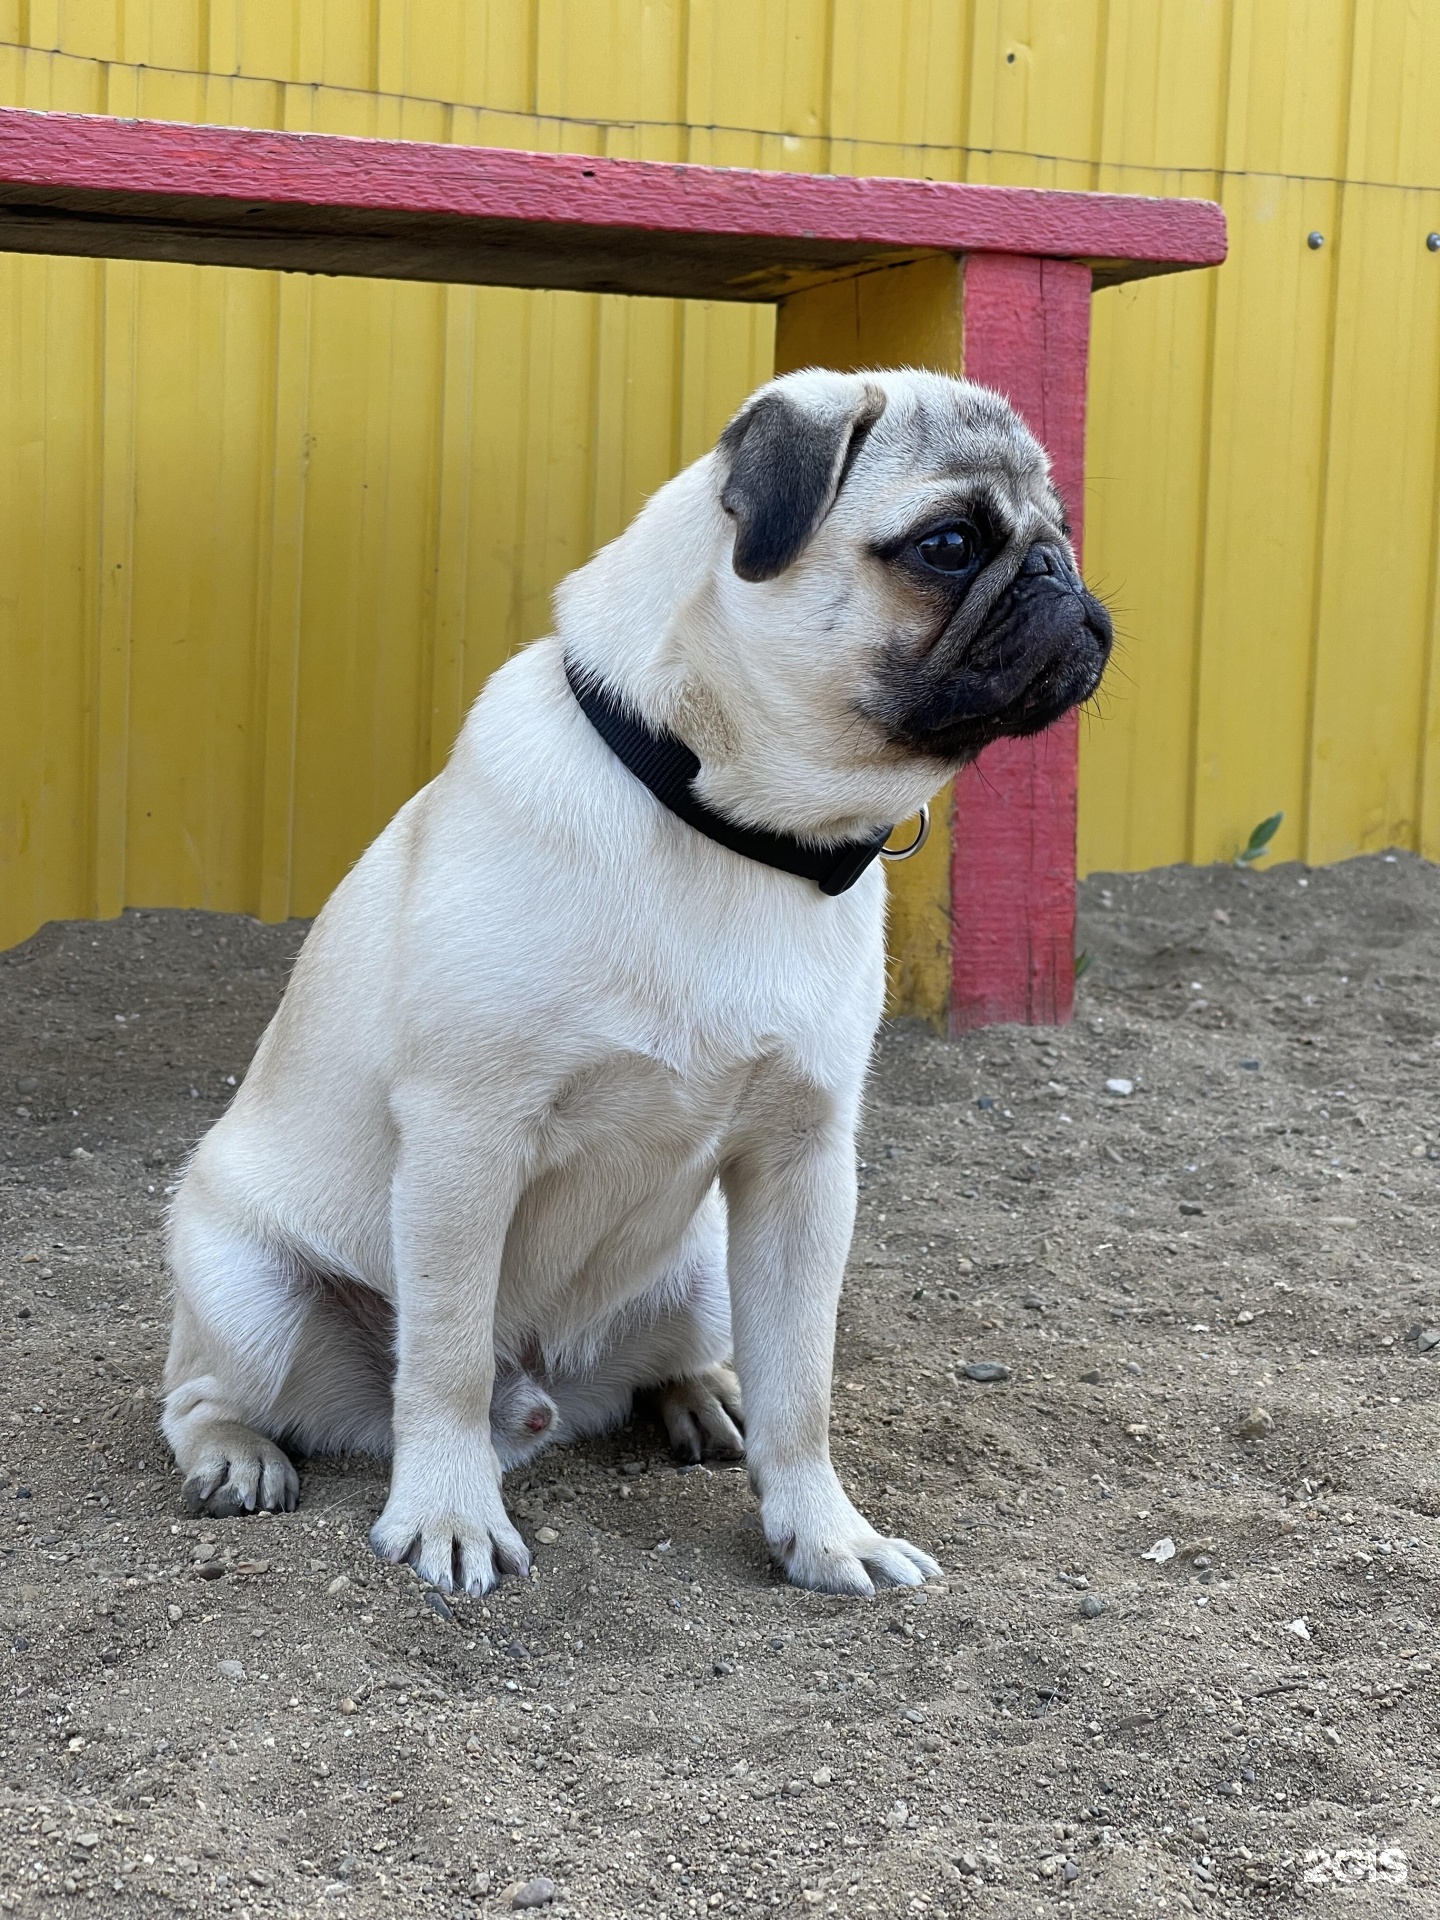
[775,251,1092,1033]
[951,255,1091,1031]
[775,257,964,1031]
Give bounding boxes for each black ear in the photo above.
[718,382,886,582]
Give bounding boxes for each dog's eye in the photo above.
[914,522,981,574]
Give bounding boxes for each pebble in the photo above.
[1079,1368,1103,1385]
[216,1659,246,1681]
[74,1834,98,1850]
[1179,1202,1204,1216]
[535,1526,559,1544]
[1414,1328,1440,1354]
[166,1604,183,1624]
[1079,1595,1105,1619]
[1105,1078,1134,1096]
[326,1574,350,1596]
[424,1590,453,1623]
[15,1075,37,1095]
[811,1766,832,1786]
[511,1876,556,1909]
[962,1361,1010,1384]
[247,1868,274,1888]
[1237,1408,1274,1440]
[193,1561,226,1582]
[1192,1554,1212,1572]
[713,1659,735,1676]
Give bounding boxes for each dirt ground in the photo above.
[1,852,1438,1919]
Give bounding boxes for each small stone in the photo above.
[510,1877,556,1909]
[618,1461,646,1477]
[1062,1862,1079,1884]
[326,1574,350,1596]
[166,1604,183,1624]
[1285,1617,1311,1642]
[1192,1554,1212,1572]
[16,1075,37,1095]
[1235,1309,1255,1325]
[1079,1594,1105,1619]
[193,1560,227,1581]
[1179,1202,1205,1216]
[75,1834,99,1850]
[69,1146,92,1161]
[535,1526,559,1544]
[424,1590,453,1623]
[1415,1328,1440,1354]
[962,1361,1010,1384]
[1237,1408,1274,1441]
[1324,1215,1358,1229]
[811,1766,832,1786]
[713,1659,735,1676]
[338,1697,358,1715]
[1079,1368,1103,1385]
[247,1868,274,1887]
[1105,1078,1134,1096]
[216,1658,246,1681]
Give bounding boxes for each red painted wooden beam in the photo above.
[952,255,1094,1032]
[0,107,1225,300]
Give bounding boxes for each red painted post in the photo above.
[951,254,1093,1031]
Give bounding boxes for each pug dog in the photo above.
[160,367,1111,1598]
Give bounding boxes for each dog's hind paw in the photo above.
[659,1365,744,1462]
[180,1424,299,1517]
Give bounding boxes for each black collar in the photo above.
[564,656,892,896]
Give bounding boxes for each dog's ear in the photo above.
[718,380,887,582]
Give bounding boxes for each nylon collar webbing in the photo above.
[564,656,892,896]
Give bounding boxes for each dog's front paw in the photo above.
[370,1438,531,1597]
[659,1365,744,1462]
[762,1467,940,1597]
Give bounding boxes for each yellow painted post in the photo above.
[92,254,138,922]
[255,274,313,924]
[773,257,965,1029]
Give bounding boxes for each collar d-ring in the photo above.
[880,803,931,863]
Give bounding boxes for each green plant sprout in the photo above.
[1234,812,1283,868]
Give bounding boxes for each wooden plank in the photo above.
[951,253,1092,1032]
[0,106,1226,300]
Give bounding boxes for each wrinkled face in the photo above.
[718,370,1113,771]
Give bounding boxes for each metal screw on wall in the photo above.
[1428,233,1440,252]
[1307,231,1325,249]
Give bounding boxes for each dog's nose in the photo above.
[526,1406,553,1434]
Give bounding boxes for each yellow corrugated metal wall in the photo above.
[3,2,1439,952]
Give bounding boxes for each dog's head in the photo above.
[717,368,1111,759]
[561,367,1112,838]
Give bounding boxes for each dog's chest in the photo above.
[532,1047,756,1180]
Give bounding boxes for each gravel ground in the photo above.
[1,852,1438,1918]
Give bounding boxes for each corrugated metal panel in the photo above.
[2,1,1439,952]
